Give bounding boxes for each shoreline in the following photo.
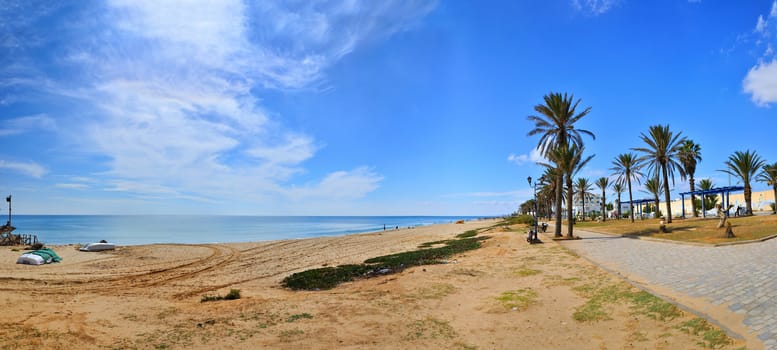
[6,215,497,246]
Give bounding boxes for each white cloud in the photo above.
[445,189,530,198]
[743,59,777,106]
[744,2,777,107]
[55,183,89,189]
[508,148,545,165]
[0,1,435,209]
[756,15,768,33]
[247,135,318,165]
[0,114,55,136]
[0,159,46,178]
[287,167,384,200]
[571,0,619,15]
[771,0,777,18]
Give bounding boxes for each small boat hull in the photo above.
[80,242,116,252]
[17,253,45,265]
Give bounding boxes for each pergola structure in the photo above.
[678,186,745,219]
[622,198,657,219]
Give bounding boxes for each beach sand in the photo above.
[0,220,749,349]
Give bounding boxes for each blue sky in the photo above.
[1,0,776,216]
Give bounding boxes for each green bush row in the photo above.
[282,236,489,291]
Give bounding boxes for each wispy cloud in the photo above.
[2,1,435,208]
[571,0,619,15]
[286,167,384,200]
[0,160,46,178]
[55,183,89,190]
[444,189,532,198]
[0,114,55,136]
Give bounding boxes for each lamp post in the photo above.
[5,195,10,226]
[527,176,538,242]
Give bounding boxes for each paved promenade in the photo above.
[554,229,777,349]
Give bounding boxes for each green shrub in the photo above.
[282,264,374,290]
[282,236,489,291]
[501,215,535,226]
[224,289,241,300]
[455,230,478,238]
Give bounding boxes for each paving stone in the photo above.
[557,229,777,348]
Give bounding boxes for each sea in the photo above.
[7,215,488,245]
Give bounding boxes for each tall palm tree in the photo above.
[595,177,610,221]
[611,153,643,223]
[678,140,702,217]
[527,92,595,156]
[758,162,777,214]
[527,92,595,236]
[720,150,766,216]
[546,144,594,238]
[575,177,594,221]
[643,177,664,218]
[633,124,686,223]
[612,182,625,220]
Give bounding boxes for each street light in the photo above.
[527,176,538,243]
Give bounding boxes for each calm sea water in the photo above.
[8,216,485,245]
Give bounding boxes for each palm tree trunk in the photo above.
[616,195,621,220]
[690,175,697,217]
[627,179,634,223]
[554,177,563,237]
[581,197,586,221]
[745,184,753,216]
[601,190,606,222]
[662,164,673,223]
[566,175,574,238]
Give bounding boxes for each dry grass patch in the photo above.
[513,267,541,277]
[494,288,538,311]
[412,283,458,299]
[576,214,777,244]
[403,317,457,341]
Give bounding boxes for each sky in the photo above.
[1,0,776,216]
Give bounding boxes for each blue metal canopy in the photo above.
[678,186,745,218]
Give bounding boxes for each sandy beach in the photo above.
[0,220,749,349]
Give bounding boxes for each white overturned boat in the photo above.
[80,242,116,252]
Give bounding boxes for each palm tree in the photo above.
[546,144,594,238]
[575,177,594,221]
[611,153,643,223]
[643,177,664,218]
[720,150,766,216]
[758,162,777,214]
[633,124,686,223]
[595,177,610,221]
[678,140,702,217]
[539,167,560,219]
[527,92,595,236]
[612,182,625,220]
[697,178,717,212]
[527,92,595,156]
